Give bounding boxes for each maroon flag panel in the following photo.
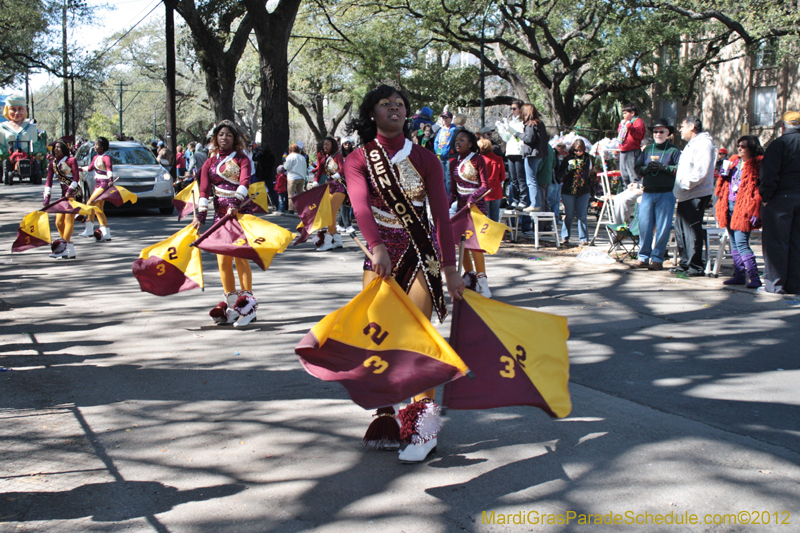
[173,198,194,220]
[132,257,201,296]
[296,331,463,409]
[450,206,482,251]
[11,231,49,253]
[194,218,265,269]
[41,198,82,215]
[292,184,330,244]
[442,297,557,416]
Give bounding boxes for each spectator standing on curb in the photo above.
[275,165,288,213]
[631,119,681,271]
[617,103,646,187]
[478,138,506,222]
[716,135,764,288]
[759,110,800,294]
[434,111,456,194]
[672,115,715,276]
[284,143,307,214]
[520,103,550,212]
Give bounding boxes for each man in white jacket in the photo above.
[672,115,716,275]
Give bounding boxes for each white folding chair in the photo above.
[531,212,560,249]
[500,209,520,242]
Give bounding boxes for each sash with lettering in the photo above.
[363,139,448,321]
[54,159,82,202]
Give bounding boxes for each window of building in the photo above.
[659,100,678,125]
[752,86,777,126]
[754,40,777,69]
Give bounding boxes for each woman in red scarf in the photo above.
[715,135,764,288]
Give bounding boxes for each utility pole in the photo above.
[165,0,177,178]
[71,77,76,140]
[62,0,71,138]
[119,81,124,138]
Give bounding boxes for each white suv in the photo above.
[75,141,175,215]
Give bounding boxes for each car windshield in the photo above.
[106,146,158,165]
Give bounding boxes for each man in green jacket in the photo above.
[631,119,682,270]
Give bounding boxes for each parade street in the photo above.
[1,184,799,533]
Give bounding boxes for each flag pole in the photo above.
[189,189,205,291]
[456,234,466,275]
[451,188,492,219]
[349,233,375,262]
[189,192,259,248]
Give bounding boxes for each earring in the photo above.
[371,117,375,121]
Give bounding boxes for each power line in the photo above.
[84,0,162,68]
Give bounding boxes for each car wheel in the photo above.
[3,160,11,185]
[159,206,175,215]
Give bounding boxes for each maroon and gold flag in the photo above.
[195,214,294,270]
[11,210,51,253]
[442,290,571,417]
[295,278,471,409]
[93,185,137,207]
[41,198,97,216]
[292,183,334,244]
[450,205,509,254]
[172,182,200,220]
[132,224,204,296]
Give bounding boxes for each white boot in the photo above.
[224,291,240,324]
[61,243,76,259]
[78,221,94,237]
[233,291,258,327]
[476,273,491,298]
[49,239,68,259]
[317,233,334,252]
[96,226,111,242]
[332,233,343,249]
[398,437,438,463]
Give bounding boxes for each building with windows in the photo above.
[653,43,799,151]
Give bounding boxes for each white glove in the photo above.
[307,181,319,190]
[331,172,341,181]
[44,186,52,197]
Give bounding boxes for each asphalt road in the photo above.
[1,184,799,533]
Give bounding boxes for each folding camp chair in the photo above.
[606,202,640,262]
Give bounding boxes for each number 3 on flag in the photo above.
[363,355,389,374]
[499,355,515,378]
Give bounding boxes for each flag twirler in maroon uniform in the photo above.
[195,214,294,270]
[92,184,138,207]
[450,205,509,254]
[291,183,334,244]
[11,210,51,253]
[442,290,571,417]
[295,278,471,409]
[132,224,204,295]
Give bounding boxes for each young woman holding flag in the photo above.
[80,137,114,241]
[309,136,347,251]
[344,85,465,463]
[450,129,492,297]
[192,120,258,327]
[43,141,81,259]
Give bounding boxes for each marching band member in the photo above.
[44,141,81,259]
[344,85,465,463]
[450,129,491,297]
[192,120,258,327]
[310,136,347,251]
[80,137,113,241]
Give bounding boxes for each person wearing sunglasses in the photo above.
[631,119,682,270]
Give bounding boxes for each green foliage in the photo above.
[86,109,116,139]
[0,0,50,86]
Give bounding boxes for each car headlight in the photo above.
[160,173,172,181]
